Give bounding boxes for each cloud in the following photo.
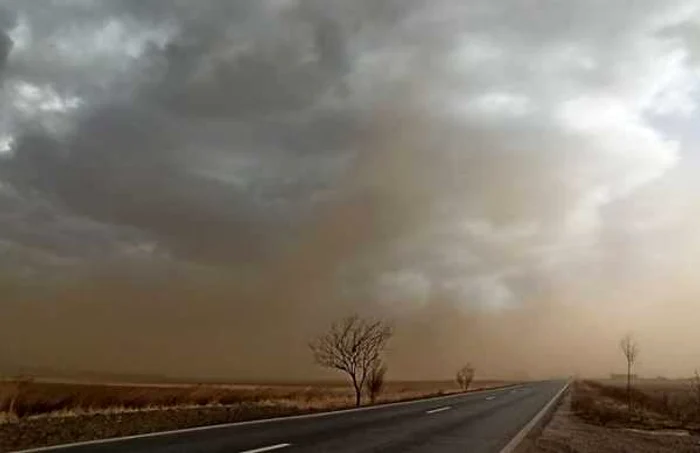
[1,0,700,378]
[0,0,696,293]
[0,30,10,71]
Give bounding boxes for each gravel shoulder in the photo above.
[531,392,700,453]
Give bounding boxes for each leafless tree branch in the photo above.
[309,315,392,406]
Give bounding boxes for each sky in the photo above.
[1,0,700,381]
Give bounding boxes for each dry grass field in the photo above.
[529,379,700,453]
[0,378,511,419]
[0,377,512,452]
[571,379,700,432]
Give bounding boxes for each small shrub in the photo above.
[366,362,387,404]
[456,364,475,391]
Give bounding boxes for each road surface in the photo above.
[21,380,566,453]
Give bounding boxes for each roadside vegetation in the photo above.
[533,381,700,453]
[309,315,393,406]
[532,334,700,453]
[366,361,387,404]
[567,335,700,433]
[619,333,639,412]
[571,379,700,433]
[456,364,476,391]
[0,378,493,420]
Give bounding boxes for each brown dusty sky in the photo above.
[1,0,700,381]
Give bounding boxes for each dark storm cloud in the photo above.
[5,112,280,263]
[0,0,695,287]
[0,4,14,72]
[0,32,9,72]
[0,0,380,264]
[0,0,451,271]
[1,0,700,381]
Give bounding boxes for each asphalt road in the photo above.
[22,380,566,453]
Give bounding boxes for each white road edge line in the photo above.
[485,396,496,400]
[240,443,291,453]
[12,384,523,453]
[425,406,451,414]
[498,380,571,453]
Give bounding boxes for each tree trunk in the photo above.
[352,377,361,407]
[627,361,632,412]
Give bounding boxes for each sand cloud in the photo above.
[1,0,700,379]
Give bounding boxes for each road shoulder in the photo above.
[527,392,700,453]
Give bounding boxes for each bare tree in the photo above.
[456,364,475,391]
[366,361,387,404]
[310,315,392,407]
[620,334,639,412]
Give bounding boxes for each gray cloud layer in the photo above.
[1,0,700,379]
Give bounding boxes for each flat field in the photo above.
[0,377,512,452]
[572,378,700,431]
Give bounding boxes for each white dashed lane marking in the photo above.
[426,406,452,414]
[239,443,291,453]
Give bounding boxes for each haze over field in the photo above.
[1,0,700,381]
